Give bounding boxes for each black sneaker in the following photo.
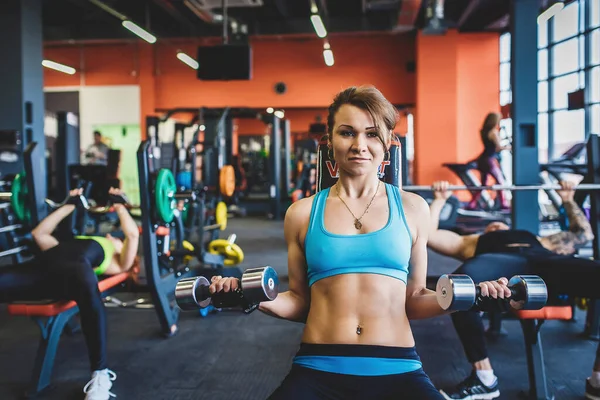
[586,378,600,400]
[439,371,500,400]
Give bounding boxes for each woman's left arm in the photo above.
[403,193,448,320]
[115,204,139,272]
[403,193,512,319]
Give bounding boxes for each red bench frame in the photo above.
[513,305,573,400]
[6,272,130,397]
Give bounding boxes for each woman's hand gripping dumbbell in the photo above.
[175,266,279,314]
[436,274,548,312]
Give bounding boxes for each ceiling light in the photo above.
[323,49,334,67]
[274,110,285,119]
[122,20,157,44]
[266,107,274,114]
[42,60,76,75]
[177,52,199,70]
[310,14,327,38]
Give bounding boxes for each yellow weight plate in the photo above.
[215,201,228,231]
[182,240,195,264]
[208,239,244,266]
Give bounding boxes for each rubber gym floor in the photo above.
[0,217,597,400]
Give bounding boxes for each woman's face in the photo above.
[329,104,387,177]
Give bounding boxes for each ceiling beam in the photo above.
[457,0,480,27]
[485,13,509,30]
[319,0,328,16]
[151,0,198,33]
[274,0,290,18]
[394,0,422,32]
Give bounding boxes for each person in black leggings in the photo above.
[0,188,139,400]
[427,180,600,400]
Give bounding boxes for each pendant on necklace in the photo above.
[354,220,362,230]
[356,325,362,335]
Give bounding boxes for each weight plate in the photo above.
[155,169,177,223]
[208,239,244,266]
[215,201,228,230]
[219,165,236,197]
[11,172,30,224]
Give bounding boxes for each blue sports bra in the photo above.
[304,183,413,287]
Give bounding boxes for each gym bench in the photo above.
[513,305,573,400]
[6,272,130,397]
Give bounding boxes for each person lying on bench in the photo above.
[427,180,600,400]
[0,187,139,400]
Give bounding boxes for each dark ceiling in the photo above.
[42,0,516,43]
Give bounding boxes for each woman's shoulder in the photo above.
[396,188,429,215]
[285,194,317,223]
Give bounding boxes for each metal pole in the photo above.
[402,183,600,192]
[222,0,228,45]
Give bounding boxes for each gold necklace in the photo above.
[335,180,381,230]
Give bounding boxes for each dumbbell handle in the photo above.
[195,280,251,310]
[475,285,521,301]
[176,276,258,313]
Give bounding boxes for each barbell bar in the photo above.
[402,183,600,192]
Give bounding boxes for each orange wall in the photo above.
[44,34,415,137]
[415,30,499,189]
[44,31,500,188]
[152,35,415,109]
[44,34,415,108]
[456,35,501,162]
[415,31,460,184]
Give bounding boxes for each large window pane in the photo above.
[580,35,585,70]
[592,105,600,135]
[552,38,579,76]
[500,63,511,91]
[500,91,511,107]
[538,49,548,80]
[592,67,600,103]
[580,0,586,33]
[539,81,549,112]
[553,72,580,109]
[592,0,600,28]
[592,29,600,66]
[553,1,579,42]
[539,21,548,48]
[553,109,585,156]
[500,33,511,63]
[539,112,549,163]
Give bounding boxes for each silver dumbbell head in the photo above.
[508,275,548,310]
[175,276,211,310]
[436,274,476,311]
[241,266,279,304]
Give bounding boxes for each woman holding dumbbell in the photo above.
[0,187,140,400]
[209,86,511,400]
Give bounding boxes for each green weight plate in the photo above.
[11,172,30,224]
[155,169,177,223]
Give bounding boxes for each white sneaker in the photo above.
[83,369,117,400]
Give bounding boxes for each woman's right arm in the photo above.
[31,188,84,251]
[258,201,311,322]
[209,199,312,323]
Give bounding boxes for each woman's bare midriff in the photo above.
[301,274,415,347]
